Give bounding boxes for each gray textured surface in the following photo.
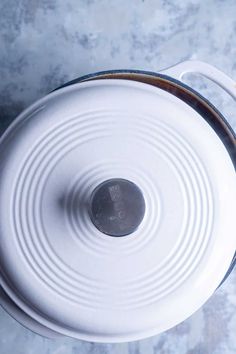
[0,1,236,353]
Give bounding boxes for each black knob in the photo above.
[89,178,145,237]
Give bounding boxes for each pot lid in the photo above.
[0,79,235,342]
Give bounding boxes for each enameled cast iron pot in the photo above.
[0,60,235,342]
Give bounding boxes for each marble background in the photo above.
[0,0,236,353]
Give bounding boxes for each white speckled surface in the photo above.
[0,1,236,353]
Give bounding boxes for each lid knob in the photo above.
[89,178,145,237]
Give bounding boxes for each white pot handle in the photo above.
[160,60,236,101]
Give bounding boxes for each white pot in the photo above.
[0,61,235,342]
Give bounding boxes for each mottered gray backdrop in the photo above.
[0,1,236,353]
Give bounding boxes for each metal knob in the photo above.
[89,178,145,237]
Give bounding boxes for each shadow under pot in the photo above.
[0,60,235,342]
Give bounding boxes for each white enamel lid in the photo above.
[0,79,235,342]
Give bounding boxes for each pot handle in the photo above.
[160,60,236,100]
